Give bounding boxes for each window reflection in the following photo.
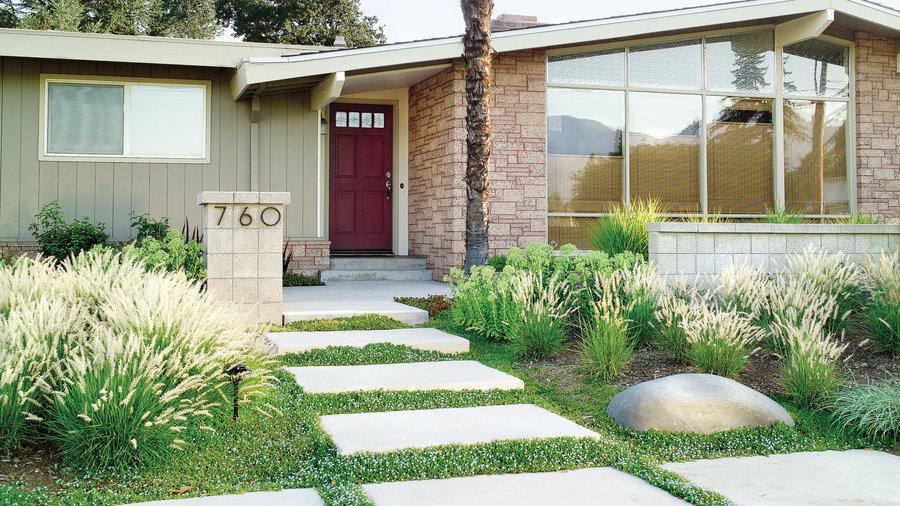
[629,92,701,212]
[629,39,701,90]
[706,31,774,93]
[783,39,849,97]
[784,100,849,214]
[547,88,624,212]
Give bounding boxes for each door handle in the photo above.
[386,180,392,200]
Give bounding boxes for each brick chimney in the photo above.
[491,14,544,32]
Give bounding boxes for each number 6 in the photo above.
[240,207,253,226]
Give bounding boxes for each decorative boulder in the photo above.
[607,373,794,435]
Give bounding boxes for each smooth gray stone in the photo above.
[607,373,793,434]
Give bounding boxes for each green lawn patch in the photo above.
[281,343,457,367]
[269,315,407,332]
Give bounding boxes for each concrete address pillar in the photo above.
[198,191,290,324]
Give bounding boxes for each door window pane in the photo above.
[348,112,360,127]
[629,92,701,212]
[48,82,124,155]
[629,40,701,90]
[706,97,774,214]
[706,31,775,93]
[129,85,205,158]
[783,39,849,97]
[784,100,849,214]
[335,111,347,127]
[549,216,598,249]
[361,112,372,128]
[547,88,624,212]
[548,49,625,87]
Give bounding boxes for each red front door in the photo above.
[329,103,393,251]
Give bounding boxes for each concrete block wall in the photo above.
[648,222,900,280]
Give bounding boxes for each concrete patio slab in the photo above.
[362,467,687,505]
[282,280,451,325]
[320,404,599,455]
[663,449,900,505]
[125,488,322,506]
[285,360,524,394]
[269,328,469,354]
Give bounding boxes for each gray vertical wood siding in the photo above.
[0,56,319,241]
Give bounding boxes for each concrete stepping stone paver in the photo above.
[269,328,469,354]
[286,360,524,394]
[662,449,900,505]
[362,467,687,505]
[124,488,323,506]
[320,403,599,455]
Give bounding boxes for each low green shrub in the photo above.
[589,199,663,259]
[283,272,324,287]
[863,252,900,355]
[682,306,763,379]
[28,201,109,262]
[122,230,207,282]
[763,207,806,224]
[828,379,900,442]
[508,272,573,360]
[779,319,847,407]
[447,266,520,341]
[129,212,171,241]
[487,253,507,271]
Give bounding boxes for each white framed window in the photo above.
[40,75,211,163]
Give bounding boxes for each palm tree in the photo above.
[460,0,493,271]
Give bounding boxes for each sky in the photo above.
[361,0,900,43]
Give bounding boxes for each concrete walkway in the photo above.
[663,449,900,505]
[283,280,451,324]
[362,468,686,505]
[320,404,600,455]
[286,361,524,394]
[269,328,469,354]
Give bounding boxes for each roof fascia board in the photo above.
[0,28,325,68]
[774,9,835,45]
[830,0,900,32]
[310,71,346,110]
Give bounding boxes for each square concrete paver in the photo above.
[363,468,687,505]
[663,450,900,505]
[320,404,599,455]
[125,488,322,505]
[286,361,524,394]
[269,328,469,354]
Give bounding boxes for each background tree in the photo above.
[216,0,385,46]
[460,0,493,270]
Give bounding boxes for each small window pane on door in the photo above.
[373,113,385,128]
[348,112,360,127]
[335,111,347,127]
[48,82,124,155]
[361,112,372,128]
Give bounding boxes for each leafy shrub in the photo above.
[778,318,847,407]
[681,306,763,379]
[580,274,634,379]
[28,201,109,262]
[447,266,519,341]
[122,230,207,282]
[508,272,573,359]
[862,252,900,355]
[129,212,171,242]
[589,198,663,259]
[828,379,900,441]
[487,254,507,271]
[284,273,324,287]
[0,251,270,469]
[763,207,806,224]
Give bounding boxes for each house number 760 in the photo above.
[213,206,281,227]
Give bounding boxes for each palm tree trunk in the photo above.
[461,0,493,271]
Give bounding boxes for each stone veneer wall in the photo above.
[284,239,330,276]
[408,50,547,278]
[648,222,900,281]
[0,241,40,258]
[854,31,900,223]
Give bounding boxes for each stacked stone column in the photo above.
[198,191,289,324]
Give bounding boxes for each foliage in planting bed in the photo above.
[828,379,900,442]
[280,343,457,367]
[270,314,408,333]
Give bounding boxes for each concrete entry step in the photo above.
[362,468,687,505]
[321,268,434,282]
[285,360,524,394]
[330,256,427,270]
[662,449,900,506]
[269,328,469,354]
[320,404,599,455]
[124,488,323,506]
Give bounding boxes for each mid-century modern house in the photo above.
[0,0,898,279]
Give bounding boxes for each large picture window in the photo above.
[546,29,854,246]
[43,77,210,161]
